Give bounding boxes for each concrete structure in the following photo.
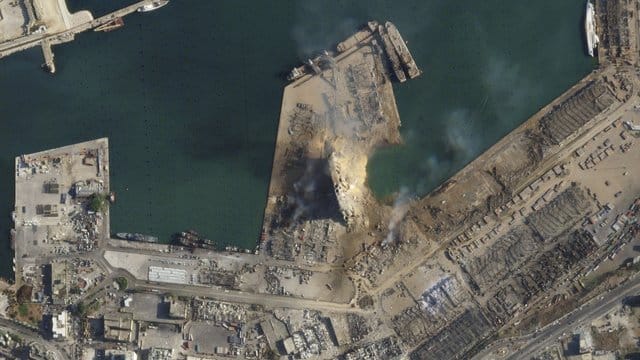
[148,266,187,285]
[105,350,138,360]
[8,8,640,360]
[51,310,68,339]
[13,138,110,288]
[104,314,136,343]
[282,337,296,355]
[168,300,187,320]
[0,0,169,72]
[73,180,104,198]
[49,262,67,305]
[148,348,172,360]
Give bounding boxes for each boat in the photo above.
[94,17,124,32]
[378,24,407,83]
[137,0,169,13]
[585,1,599,57]
[384,22,422,79]
[175,230,215,249]
[287,65,307,82]
[336,23,376,53]
[116,232,158,243]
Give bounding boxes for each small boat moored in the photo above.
[116,232,159,243]
[137,0,169,13]
[585,0,600,57]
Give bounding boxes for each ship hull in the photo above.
[585,1,599,57]
[138,0,169,13]
[116,232,158,243]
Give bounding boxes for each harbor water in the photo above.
[0,0,594,279]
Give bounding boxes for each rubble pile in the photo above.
[339,336,403,360]
[462,227,540,295]
[391,276,470,345]
[515,230,598,299]
[287,103,317,144]
[197,267,239,289]
[489,131,545,191]
[419,276,467,317]
[409,308,493,360]
[597,0,633,61]
[70,211,101,251]
[526,185,592,241]
[192,299,246,324]
[539,81,615,145]
[346,314,370,342]
[345,63,384,127]
[299,220,340,264]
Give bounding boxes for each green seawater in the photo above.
[0,0,594,279]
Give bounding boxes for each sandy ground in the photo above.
[0,294,8,318]
[0,0,28,41]
[31,0,92,33]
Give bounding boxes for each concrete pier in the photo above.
[0,0,168,72]
[40,39,55,73]
[12,138,110,287]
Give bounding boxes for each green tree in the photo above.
[89,193,108,212]
[76,301,87,317]
[17,303,28,317]
[264,349,279,360]
[115,277,128,290]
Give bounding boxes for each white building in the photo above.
[52,310,69,339]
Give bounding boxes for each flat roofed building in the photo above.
[148,348,172,360]
[104,314,136,343]
[148,266,187,285]
[46,262,68,305]
[52,310,69,339]
[105,350,138,360]
[282,337,297,355]
[168,300,187,319]
[73,180,103,198]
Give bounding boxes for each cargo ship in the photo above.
[286,20,421,83]
[287,65,307,82]
[116,232,158,243]
[137,0,169,13]
[384,22,422,79]
[378,24,407,83]
[585,0,599,57]
[175,230,215,250]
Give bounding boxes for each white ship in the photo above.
[585,0,599,57]
[138,0,169,13]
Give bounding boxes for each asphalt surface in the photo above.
[0,318,68,360]
[133,281,360,313]
[503,274,640,359]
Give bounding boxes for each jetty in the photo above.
[0,0,169,73]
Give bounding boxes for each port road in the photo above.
[473,274,640,359]
[0,0,162,59]
[72,248,362,314]
[131,280,361,314]
[507,275,640,359]
[0,318,68,360]
[368,70,636,296]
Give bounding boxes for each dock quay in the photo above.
[257,5,640,359]
[0,0,169,73]
[12,138,110,288]
[8,2,640,359]
[263,20,421,265]
[40,38,54,73]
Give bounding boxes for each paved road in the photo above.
[132,281,361,313]
[369,78,633,295]
[0,318,68,360]
[96,247,361,312]
[502,275,640,359]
